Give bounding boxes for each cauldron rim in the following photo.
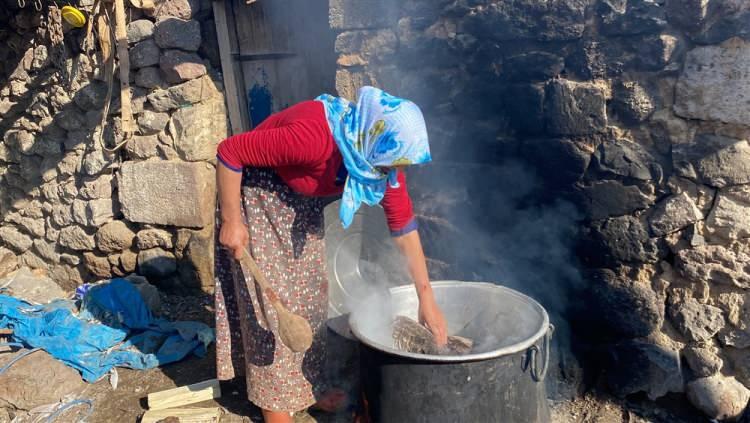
[349,280,550,363]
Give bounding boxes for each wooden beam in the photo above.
[213,0,245,135]
[141,407,221,423]
[147,379,222,410]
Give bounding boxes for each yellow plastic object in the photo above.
[61,6,86,28]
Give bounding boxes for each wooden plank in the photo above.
[141,407,221,423]
[147,379,221,410]
[213,0,246,135]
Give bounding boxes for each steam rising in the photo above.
[344,157,583,354]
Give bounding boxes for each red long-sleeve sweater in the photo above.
[216,100,417,235]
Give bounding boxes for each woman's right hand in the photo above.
[219,218,249,260]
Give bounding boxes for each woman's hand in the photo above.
[217,162,247,260]
[391,230,448,346]
[219,218,249,260]
[418,294,448,346]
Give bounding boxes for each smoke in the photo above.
[410,160,583,317]
[405,155,585,398]
[340,157,584,353]
[449,161,583,352]
[339,245,398,349]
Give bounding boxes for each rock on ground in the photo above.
[0,349,86,411]
[686,375,750,421]
[0,267,66,304]
[606,340,683,400]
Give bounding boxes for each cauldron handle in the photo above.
[528,324,555,382]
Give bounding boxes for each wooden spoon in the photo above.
[238,248,313,353]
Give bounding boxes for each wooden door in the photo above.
[213,0,336,134]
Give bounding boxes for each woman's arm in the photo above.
[392,230,448,346]
[217,162,248,260]
[217,119,330,170]
[215,116,331,259]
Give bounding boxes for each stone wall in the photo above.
[0,0,226,293]
[329,0,750,418]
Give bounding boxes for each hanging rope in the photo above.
[81,0,102,54]
[94,4,130,153]
[49,7,66,70]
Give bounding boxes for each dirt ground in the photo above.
[1,292,714,422]
[44,351,711,423]
[550,393,712,423]
[77,362,713,423]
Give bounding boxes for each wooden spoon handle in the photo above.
[239,248,281,305]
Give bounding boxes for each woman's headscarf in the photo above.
[316,86,431,229]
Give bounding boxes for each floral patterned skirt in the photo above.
[214,168,328,412]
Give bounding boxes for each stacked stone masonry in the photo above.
[0,0,226,293]
[329,0,750,418]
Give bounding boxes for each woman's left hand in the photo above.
[391,230,448,346]
[419,296,448,346]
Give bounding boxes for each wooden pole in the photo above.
[213,0,245,134]
[114,0,136,134]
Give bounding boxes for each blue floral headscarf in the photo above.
[316,86,431,229]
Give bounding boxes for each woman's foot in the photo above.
[311,388,347,412]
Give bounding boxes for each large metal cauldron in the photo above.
[349,281,553,423]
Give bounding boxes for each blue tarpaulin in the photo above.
[0,278,214,382]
